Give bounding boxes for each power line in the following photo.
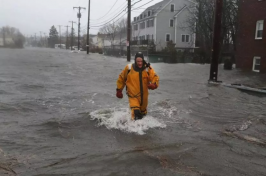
[132,0,155,11]
[92,0,119,21]
[85,13,127,30]
[132,0,142,6]
[84,0,143,29]
[90,4,128,25]
[90,0,136,21]
[89,0,141,25]
[89,0,147,28]
[90,10,127,27]
[86,0,156,33]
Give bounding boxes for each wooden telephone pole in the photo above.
[209,0,223,82]
[73,6,86,50]
[127,0,131,62]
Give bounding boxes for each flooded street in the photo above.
[0,48,266,176]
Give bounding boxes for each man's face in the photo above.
[136,57,143,68]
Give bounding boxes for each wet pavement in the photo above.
[0,47,266,176]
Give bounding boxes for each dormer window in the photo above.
[148,11,151,16]
[171,4,175,12]
[140,14,143,19]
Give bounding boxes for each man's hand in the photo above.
[147,83,157,90]
[116,89,123,98]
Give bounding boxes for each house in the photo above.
[236,0,266,73]
[0,30,15,47]
[0,37,15,47]
[91,33,110,48]
[131,0,196,51]
[92,33,127,49]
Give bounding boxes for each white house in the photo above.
[131,0,196,51]
[0,38,15,47]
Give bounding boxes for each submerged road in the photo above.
[0,47,266,175]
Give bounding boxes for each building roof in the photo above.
[132,0,196,24]
[132,0,170,23]
[144,0,171,16]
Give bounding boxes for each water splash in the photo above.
[90,108,166,135]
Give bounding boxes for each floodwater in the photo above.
[0,47,266,176]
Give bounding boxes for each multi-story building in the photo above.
[236,0,266,73]
[131,0,196,51]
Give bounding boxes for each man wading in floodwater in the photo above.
[116,52,159,120]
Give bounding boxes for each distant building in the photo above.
[91,33,127,49]
[236,0,266,73]
[131,0,196,51]
[0,37,15,47]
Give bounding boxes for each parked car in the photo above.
[55,44,66,49]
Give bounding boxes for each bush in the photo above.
[224,58,233,70]
[98,48,103,54]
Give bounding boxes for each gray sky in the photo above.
[0,0,162,37]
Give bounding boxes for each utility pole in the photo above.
[73,6,86,50]
[87,0,91,54]
[69,21,76,50]
[2,27,6,47]
[43,33,47,47]
[209,0,223,82]
[127,0,131,62]
[65,25,70,50]
[35,33,37,47]
[58,25,62,49]
[40,31,42,47]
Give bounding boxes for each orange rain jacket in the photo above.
[117,63,159,119]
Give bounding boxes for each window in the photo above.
[170,19,174,27]
[152,34,154,40]
[134,24,138,31]
[150,19,154,27]
[166,34,170,42]
[146,19,154,28]
[137,17,139,21]
[182,34,190,42]
[140,14,143,19]
[255,20,264,39]
[253,57,261,72]
[147,35,149,40]
[140,22,145,29]
[148,11,151,16]
[134,17,136,22]
[144,13,147,18]
[170,4,175,12]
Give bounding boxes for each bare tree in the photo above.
[116,18,127,54]
[184,0,239,63]
[1,26,25,48]
[99,22,118,49]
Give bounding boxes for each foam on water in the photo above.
[90,108,166,135]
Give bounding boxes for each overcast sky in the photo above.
[0,0,162,37]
